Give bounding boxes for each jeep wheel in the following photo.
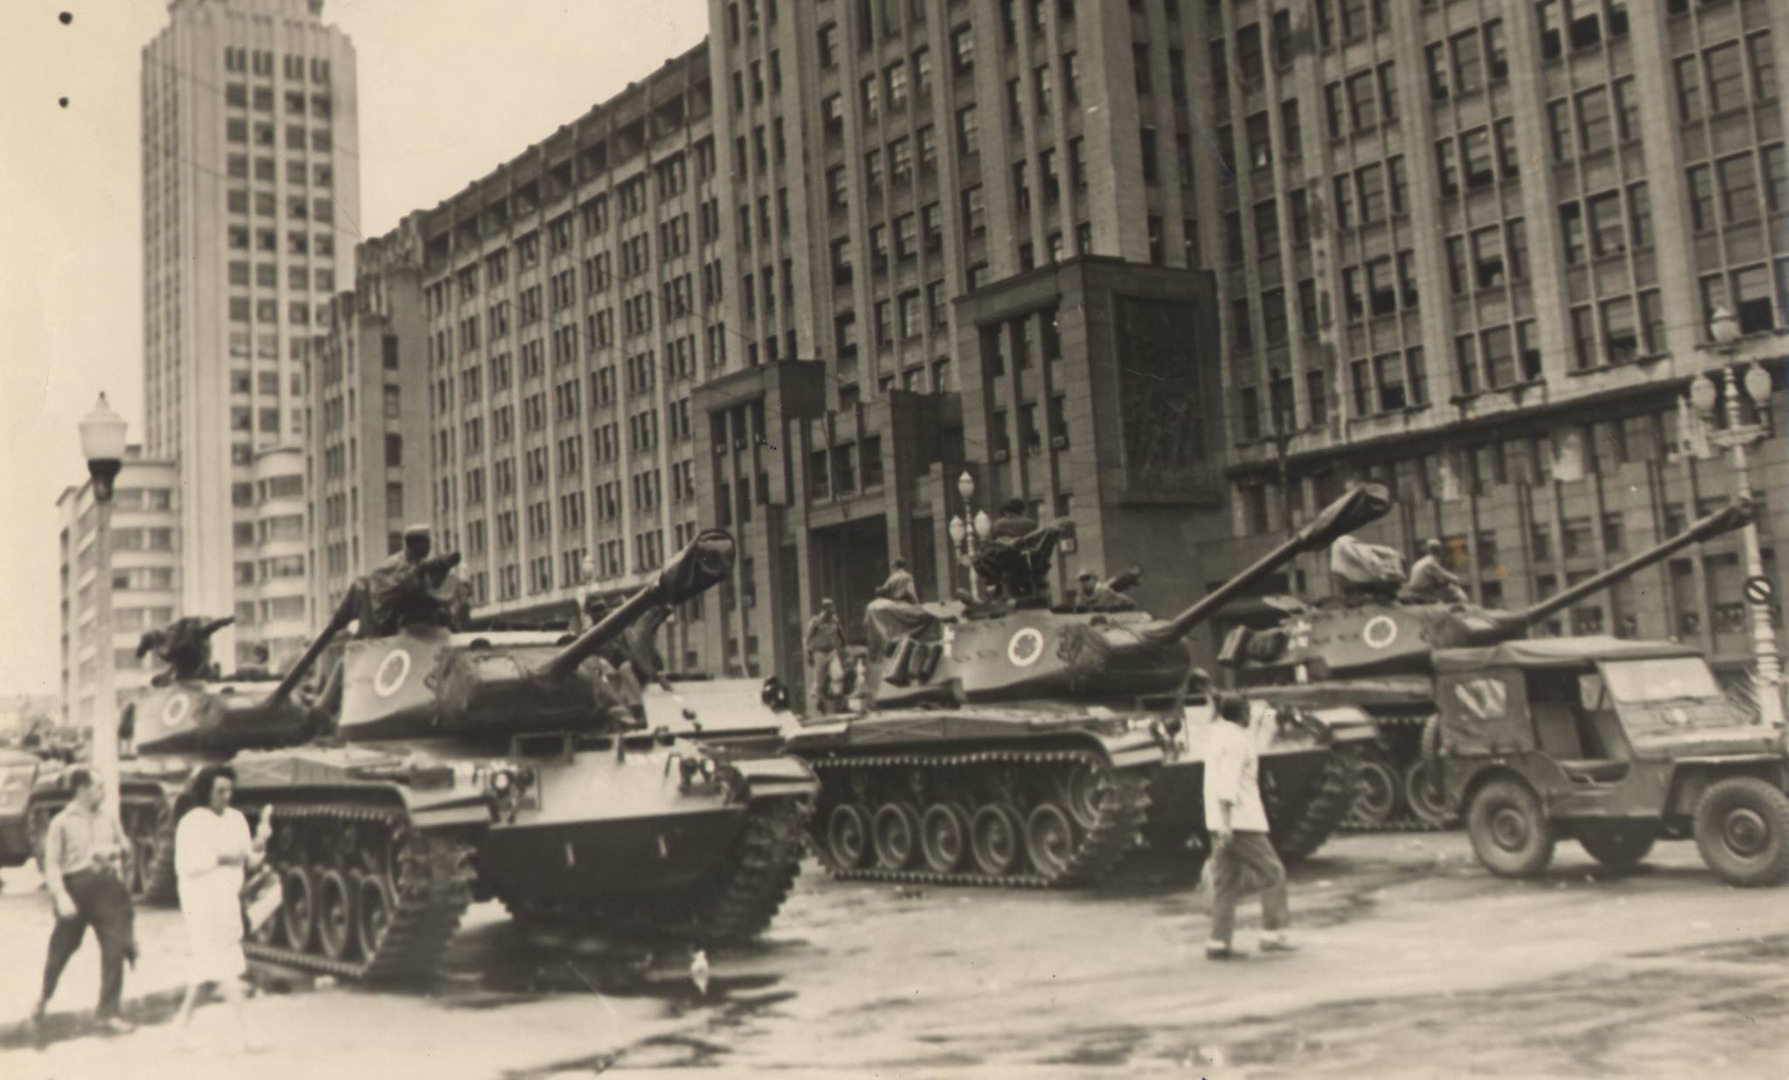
[1693,777,1789,887]
[1578,823,1656,870]
[1466,778,1554,878]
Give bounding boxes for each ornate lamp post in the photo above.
[78,393,128,821]
[1690,306,1784,728]
[951,471,992,601]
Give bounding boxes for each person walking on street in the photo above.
[33,768,137,1033]
[174,764,267,1050]
[1204,693,1294,960]
[804,598,846,713]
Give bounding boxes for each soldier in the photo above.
[577,597,639,729]
[236,644,272,680]
[1405,538,1468,604]
[987,497,1037,542]
[876,557,920,604]
[360,524,462,637]
[804,598,846,713]
[1073,569,1138,613]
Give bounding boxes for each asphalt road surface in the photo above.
[2,831,1786,1079]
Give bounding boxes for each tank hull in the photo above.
[0,749,39,868]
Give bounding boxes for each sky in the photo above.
[0,0,710,698]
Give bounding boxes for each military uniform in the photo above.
[805,608,846,713]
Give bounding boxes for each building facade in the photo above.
[309,223,432,626]
[409,45,721,672]
[57,452,181,728]
[141,0,359,665]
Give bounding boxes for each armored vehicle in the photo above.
[223,530,816,983]
[0,747,44,875]
[1221,499,1758,830]
[1426,636,1789,886]
[25,617,311,902]
[768,485,1390,888]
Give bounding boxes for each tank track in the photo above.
[809,748,1150,889]
[1339,716,1459,833]
[244,804,475,984]
[1266,750,1360,864]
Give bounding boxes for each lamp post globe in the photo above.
[957,471,975,504]
[79,392,128,502]
[1690,372,1719,420]
[973,510,993,540]
[1710,305,1741,348]
[1745,364,1772,406]
[948,515,966,546]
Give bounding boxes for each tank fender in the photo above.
[728,757,821,802]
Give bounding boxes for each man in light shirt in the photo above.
[1204,693,1294,960]
[33,768,137,1031]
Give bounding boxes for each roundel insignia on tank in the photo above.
[373,648,412,698]
[1007,627,1046,667]
[1361,615,1399,649]
[161,693,191,728]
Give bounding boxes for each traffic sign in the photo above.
[1745,575,1775,605]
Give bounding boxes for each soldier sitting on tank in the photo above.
[576,597,643,730]
[360,525,464,637]
[1402,539,1468,605]
[138,616,235,686]
[973,509,1060,605]
[1072,569,1139,613]
[234,644,272,681]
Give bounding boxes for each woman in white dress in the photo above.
[174,764,267,1047]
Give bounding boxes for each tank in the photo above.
[771,485,1392,887]
[0,746,44,876]
[24,617,313,902]
[1222,497,1758,829]
[223,530,818,984]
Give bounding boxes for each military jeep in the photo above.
[1427,636,1789,887]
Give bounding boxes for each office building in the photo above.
[141,0,359,666]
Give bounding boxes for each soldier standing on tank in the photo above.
[988,497,1036,541]
[876,558,921,604]
[804,598,846,714]
[1204,693,1295,960]
[578,597,638,729]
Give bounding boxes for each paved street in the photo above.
[2,832,1786,1079]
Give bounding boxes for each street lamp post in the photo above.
[952,472,992,601]
[1691,306,1785,728]
[79,393,128,823]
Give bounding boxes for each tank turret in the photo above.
[869,484,1394,709]
[126,616,312,757]
[1223,497,1756,685]
[334,530,735,743]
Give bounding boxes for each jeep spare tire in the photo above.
[1693,776,1789,887]
[1466,777,1555,878]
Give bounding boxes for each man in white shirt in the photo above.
[1203,693,1293,959]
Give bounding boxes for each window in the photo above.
[1577,87,1612,155]
[1140,128,1159,184]
[1717,153,1760,226]
[1587,191,1626,255]
[1706,42,1745,115]
[1751,32,1779,103]
[1452,28,1483,96]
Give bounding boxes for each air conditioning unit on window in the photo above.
[743,593,757,609]
[1050,435,1069,450]
[1060,537,1077,554]
[714,442,728,455]
[994,448,1011,462]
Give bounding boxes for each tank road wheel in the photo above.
[1348,749,1402,828]
[355,873,395,959]
[1578,823,1658,871]
[1403,761,1454,828]
[920,802,972,873]
[1693,777,1789,887]
[314,868,355,961]
[825,804,871,870]
[970,804,1024,876]
[1056,763,1108,831]
[1467,778,1555,878]
[872,801,922,870]
[1023,803,1077,882]
[280,865,318,952]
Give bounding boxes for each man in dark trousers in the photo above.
[33,768,137,1032]
[1204,693,1294,960]
[804,598,846,713]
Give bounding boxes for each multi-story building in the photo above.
[141,0,359,666]
[309,223,432,627]
[57,452,181,727]
[1193,0,1788,680]
[408,45,720,672]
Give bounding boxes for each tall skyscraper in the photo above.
[140,0,359,668]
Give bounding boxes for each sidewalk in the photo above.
[0,863,196,1046]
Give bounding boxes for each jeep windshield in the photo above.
[1599,658,1723,705]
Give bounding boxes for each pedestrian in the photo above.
[1204,693,1294,960]
[877,558,920,604]
[804,598,846,713]
[33,767,137,1033]
[174,764,267,1050]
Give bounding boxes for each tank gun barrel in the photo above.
[1158,483,1393,641]
[542,529,736,681]
[270,591,357,703]
[1514,496,1754,630]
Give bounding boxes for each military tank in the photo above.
[1221,497,1759,830]
[0,746,45,878]
[766,485,1391,888]
[217,529,816,983]
[24,617,312,902]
